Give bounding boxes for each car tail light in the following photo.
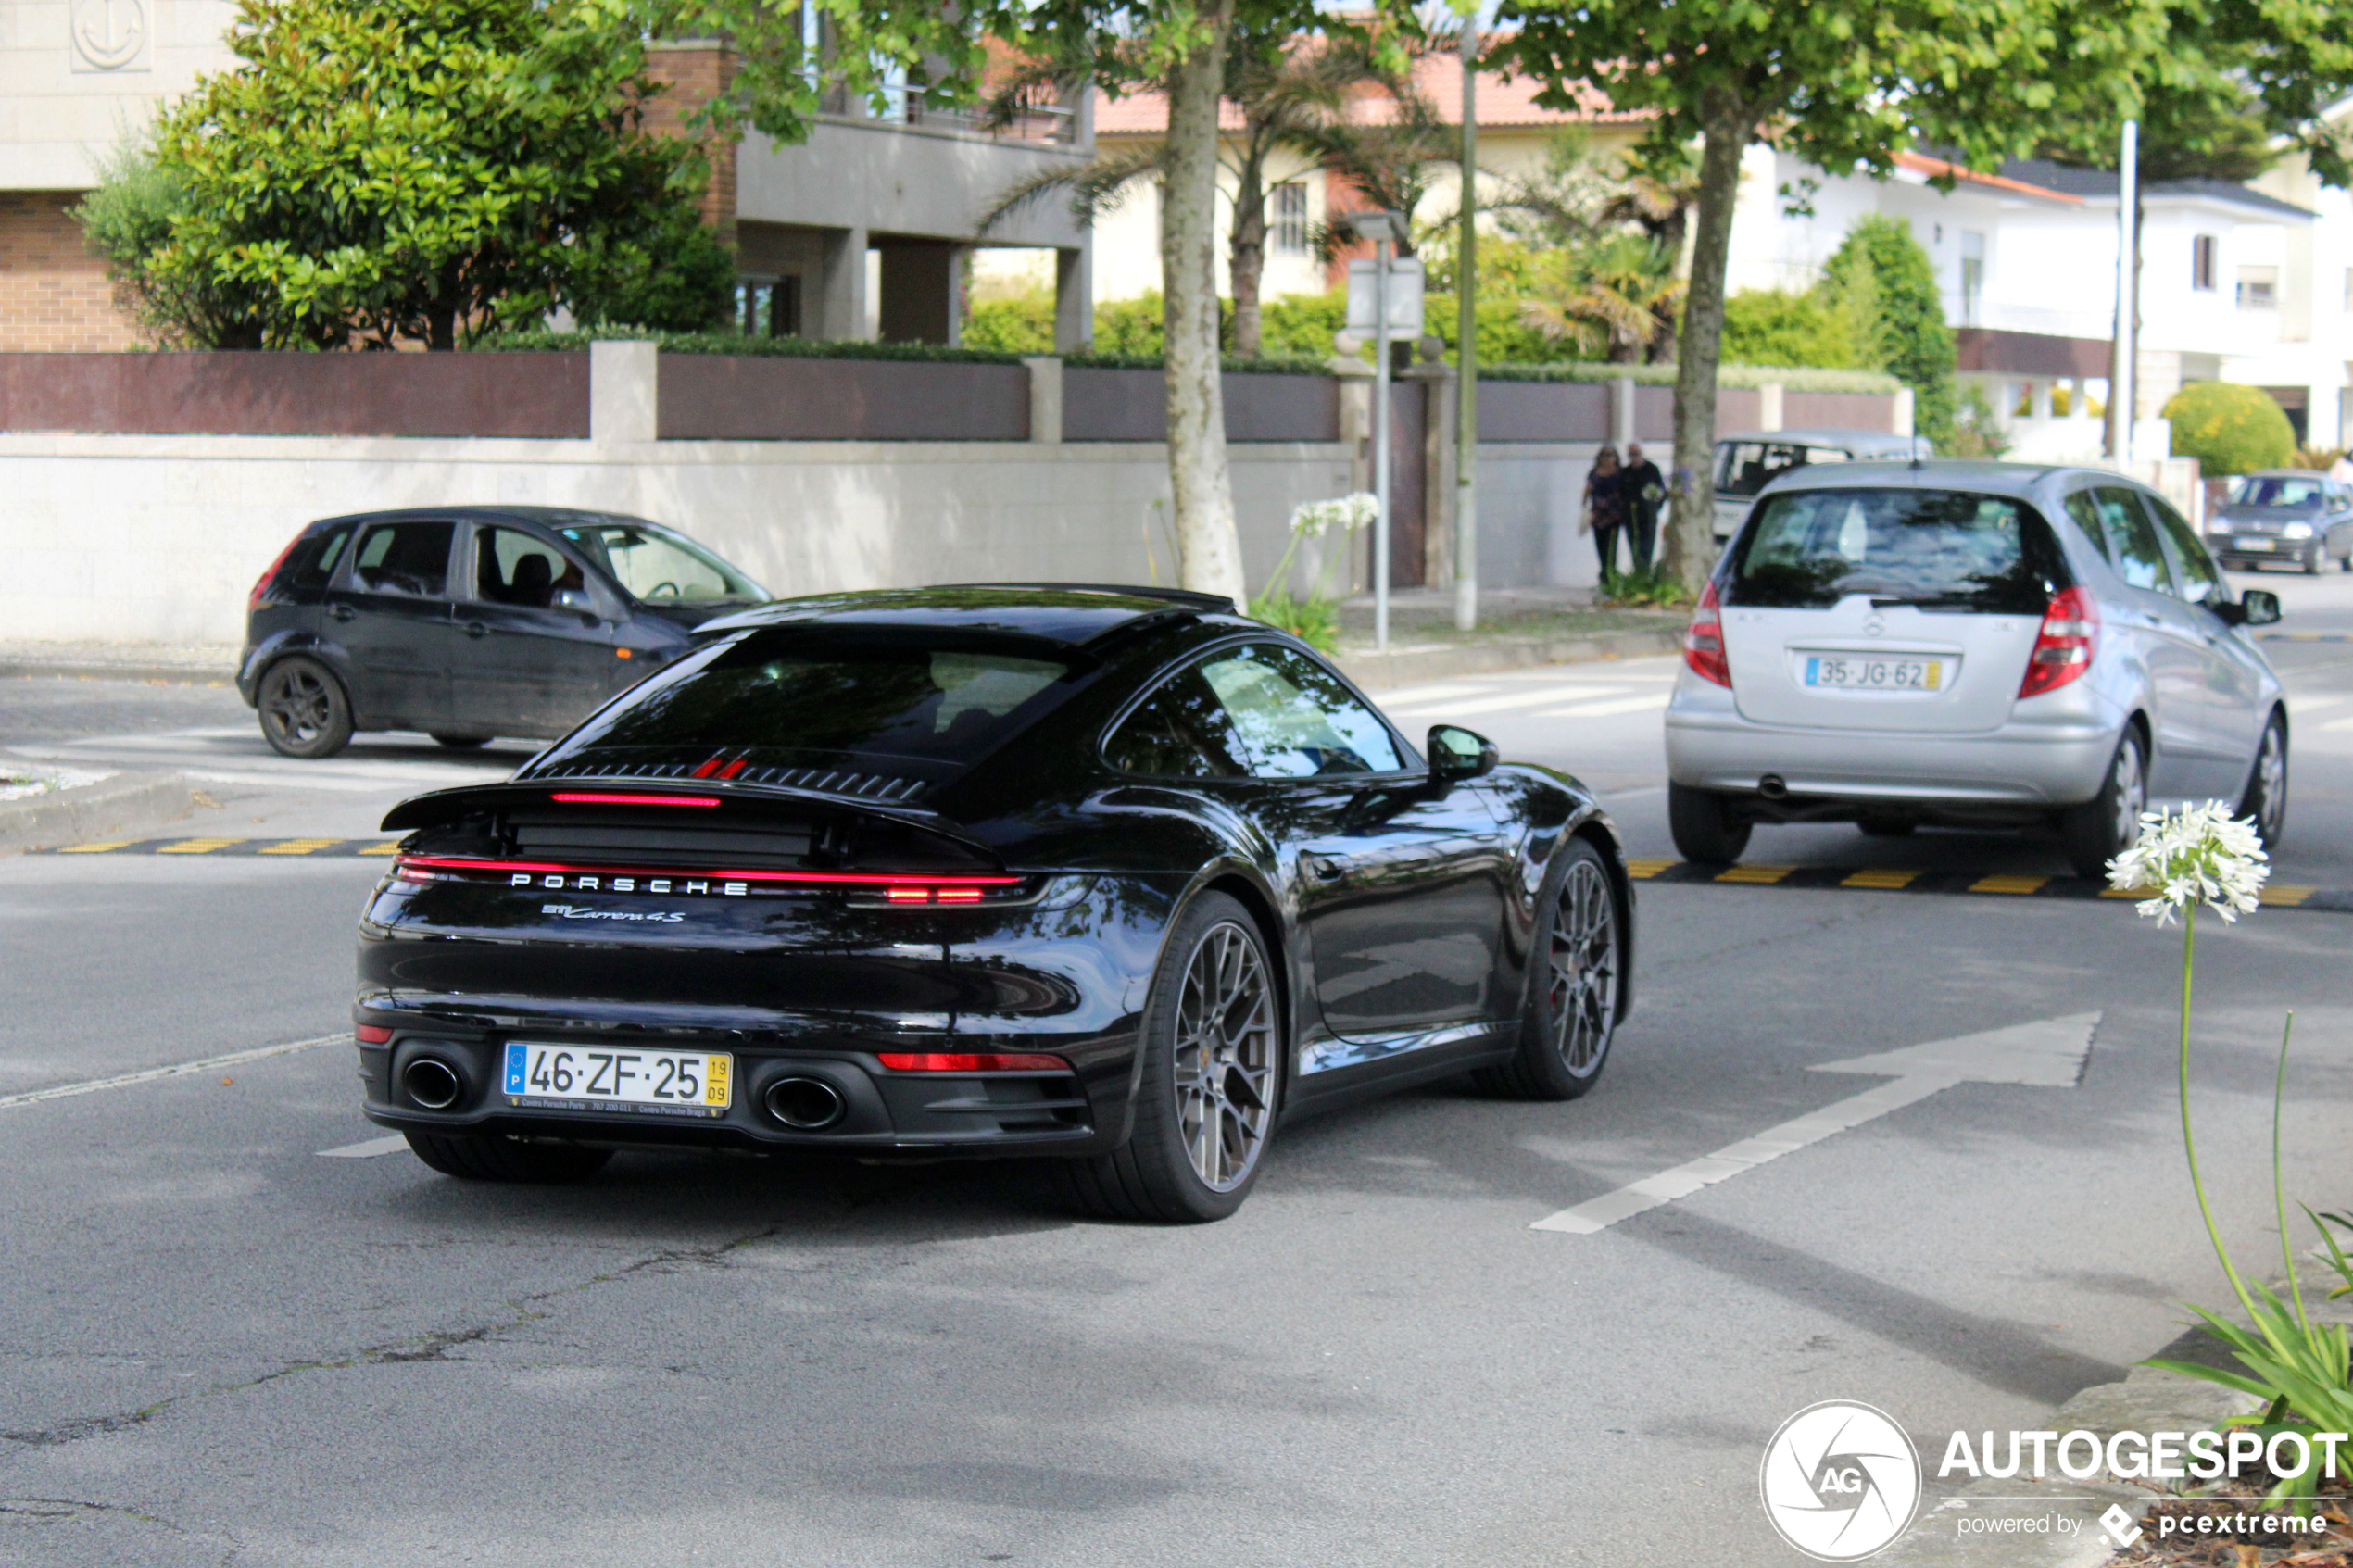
[247,536,303,611]
[1683,580,1731,687]
[547,793,722,808]
[876,1052,1069,1073]
[2020,586,2098,698]
[355,1024,394,1044]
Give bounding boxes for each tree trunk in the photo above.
[1228,177,1266,358]
[1662,101,1752,592]
[1162,0,1245,602]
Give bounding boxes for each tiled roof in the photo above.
[1893,151,2082,204]
[1092,48,1644,135]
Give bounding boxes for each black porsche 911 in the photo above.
[358,585,1635,1222]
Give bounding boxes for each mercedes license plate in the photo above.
[503,1042,732,1118]
[1803,655,1944,691]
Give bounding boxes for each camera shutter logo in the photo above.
[1759,1400,1922,1561]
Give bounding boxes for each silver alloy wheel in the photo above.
[1172,921,1276,1192]
[2254,721,2287,843]
[261,663,335,746]
[1547,859,1619,1075]
[2110,735,2147,853]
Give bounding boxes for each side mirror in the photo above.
[2221,589,2281,628]
[552,587,597,617]
[1428,724,1498,782]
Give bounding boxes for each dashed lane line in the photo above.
[318,1134,410,1159]
[0,1033,352,1110]
[30,837,401,857]
[1629,859,2347,911]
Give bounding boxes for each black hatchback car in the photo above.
[359,586,1635,1223]
[238,506,767,757]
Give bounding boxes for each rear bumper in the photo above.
[357,1022,1131,1158]
[1664,687,2120,807]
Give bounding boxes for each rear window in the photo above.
[539,633,1075,784]
[1728,488,2068,613]
[1717,442,1854,498]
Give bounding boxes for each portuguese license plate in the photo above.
[502,1042,732,1118]
[1803,655,1944,691]
[2234,536,2274,552]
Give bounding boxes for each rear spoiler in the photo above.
[380,779,959,835]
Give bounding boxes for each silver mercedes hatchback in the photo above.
[1664,461,2286,877]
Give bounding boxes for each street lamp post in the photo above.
[1453,9,1478,633]
[2113,119,2139,470]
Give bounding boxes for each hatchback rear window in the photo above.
[1728,488,2067,612]
[540,633,1076,784]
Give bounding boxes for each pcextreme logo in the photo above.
[1760,1401,1923,1562]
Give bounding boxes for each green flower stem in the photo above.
[2178,903,2259,1323]
[2276,1011,2309,1337]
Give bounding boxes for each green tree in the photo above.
[1825,216,1956,445]
[1496,0,2169,587]
[94,0,731,349]
[2165,382,2296,476]
[1719,290,1866,370]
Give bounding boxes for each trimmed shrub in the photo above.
[2163,382,2296,476]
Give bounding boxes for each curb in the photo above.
[1877,1364,2262,1568]
[0,771,206,852]
[1335,626,1683,688]
[0,659,237,685]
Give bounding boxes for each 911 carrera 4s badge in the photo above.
[539,903,686,922]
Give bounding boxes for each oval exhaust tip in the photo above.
[1758,773,1788,799]
[403,1058,463,1111]
[764,1076,846,1131]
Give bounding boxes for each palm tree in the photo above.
[1492,131,1697,362]
[1519,232,1688,364]
[1300,66,1454,263]
[978,30,1388,356]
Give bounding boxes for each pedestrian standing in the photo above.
[1581,445,1626,588]
[1622,440,1666,574]
[2332,450,2353,486]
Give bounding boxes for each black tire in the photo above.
[2237,710,2287,850]
[257,655,355,759]
[2059,727,2148,881]
[1053,892,1279,1223]
[430,733,492,749]
[403,1132,611,1184]
[2306,547,2326,576]
[1475,839,1622,1101]
[1668,782,1751,864]
[2338,554,2351,574]
[1857,817,1915,838]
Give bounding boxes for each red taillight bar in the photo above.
[548,792,724,807]
[876,1052,1069,1072]
[392,854,1019,887]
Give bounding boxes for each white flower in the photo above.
[2105,800,2270,925]
[1289,493,1381,537]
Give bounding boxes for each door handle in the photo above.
[1304,853,1351,883]
[327,603,355,622]
[463,621,487,639]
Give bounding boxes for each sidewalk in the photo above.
[0,639,241,684]
[1330,585,1686,688]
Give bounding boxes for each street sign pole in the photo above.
[1453,9,1478,633]
[1372,232,1391,652]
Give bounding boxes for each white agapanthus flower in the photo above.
[1289,493,1381,537]
[2105,800,2270,925]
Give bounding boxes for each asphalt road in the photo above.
[3,573,2350,1566]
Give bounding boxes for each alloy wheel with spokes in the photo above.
[1172,921,1277,1192]
[1053,890,1282,1223]
[1478,838,1621,1100]
[2061,728,2145,880]
[2239,713,2287,848]
[257,656,354,759]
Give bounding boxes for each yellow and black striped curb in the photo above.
[30,836,401,858]
[28,838,2353,914]
[1627,858,2350,912]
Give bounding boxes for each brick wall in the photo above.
[643,44,739,253]
[0,193,142,352]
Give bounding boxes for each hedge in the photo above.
[2161,382,2296,477]
[1479,361,1903,393]
[472,328,1327,375]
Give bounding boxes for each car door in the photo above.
[2141,489,2266,797]
[323,518,461,731]
[448,523,626,737]
[2078,486,2206,799]
[1195,643,1513,1048]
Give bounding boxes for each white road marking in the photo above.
[0,1032,352,1110]
[1535,695,1672,719]
[318,1134,410,1159]
[1529,1013,2099,1235]
[1388,685,1630,719]
[2320,714,2353,733]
